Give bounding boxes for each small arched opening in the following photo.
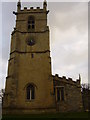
[26,84,35,100]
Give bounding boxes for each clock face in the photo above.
[27,39,35,46]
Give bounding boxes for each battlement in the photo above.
[20,7,45,12]
[13,6,49,15]
[16,0,48,14]
[53,74,81,86]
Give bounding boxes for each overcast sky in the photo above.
[0,0,88,89]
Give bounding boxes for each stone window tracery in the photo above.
[56,86,64,102]
[26,84,35,100]
[28,16,35,30]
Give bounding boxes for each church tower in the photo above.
[3,0,55,114]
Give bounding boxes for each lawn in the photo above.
[1,112,89,120]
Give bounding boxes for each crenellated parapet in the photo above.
[17,7,49,13]
[53,74,81,87]
[12,0,49,34]
[53,74,83,112]
[14,0,49,15]
[2,0,83,114]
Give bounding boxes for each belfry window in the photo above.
[28,16,35,30]
[27,84,35,100]
[56,87,64,102]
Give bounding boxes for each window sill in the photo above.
[25,99,35,102]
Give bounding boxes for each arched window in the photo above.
[26,84,35,100]
[28,16,35,30]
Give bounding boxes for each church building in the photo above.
[2,0,83,114]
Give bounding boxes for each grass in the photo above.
[1,112,89,120]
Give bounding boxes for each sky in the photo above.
[0,0,88,89]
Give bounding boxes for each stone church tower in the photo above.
[3,0,83,115]
[3,0,55,114]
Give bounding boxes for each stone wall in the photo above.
[53,74,83,112]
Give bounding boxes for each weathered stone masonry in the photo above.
[2,0,83,115]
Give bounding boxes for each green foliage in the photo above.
[2,112,89,120]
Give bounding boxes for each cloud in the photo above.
[2,2,16,60]
[0,2,88,89]
[1,0,89,2]
[0,58,8,89]
[49,2,88,83]
[48,2,88,32]
[0,2,16,89]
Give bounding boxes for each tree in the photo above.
[81,83,90,90]
[0,89,5,103]
[81,83,90,111]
